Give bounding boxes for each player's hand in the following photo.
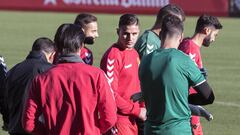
[131,92,144,102]
[138,108,147,121]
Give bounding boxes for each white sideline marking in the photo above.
[215,101,240,108]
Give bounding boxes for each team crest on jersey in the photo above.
[124,64,132,69]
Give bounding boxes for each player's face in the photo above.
[203,29,219,47]
[117,24,140,49]
[83,21,99,44]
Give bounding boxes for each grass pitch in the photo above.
[0,11,240,135]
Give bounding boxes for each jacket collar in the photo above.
[58,53,84,63]
[26,51,48,62]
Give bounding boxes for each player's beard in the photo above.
[202,36,211,47]
[84,36,94,45]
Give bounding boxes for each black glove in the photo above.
[130,92,144,103]
[189,104,213,121]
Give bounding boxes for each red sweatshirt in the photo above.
[100,43,141,124]
[179,39,203,68]
[80,47,93,65]
[22,62,117,135]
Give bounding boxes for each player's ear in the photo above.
[203,27,210,35]
[81,28,85,33]
[179,33,184,43]
[49,52,56,64]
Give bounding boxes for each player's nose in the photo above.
[128,34,134,41]
[95,32,99,38]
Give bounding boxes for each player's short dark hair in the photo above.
[74,13,97,28]
[195,14,223,33]
[155,4,185,26]
[118,14,139,28]
[55,24,85,55]
[32,37,55,54]
[54,23,71,49]
[159,14,184,41]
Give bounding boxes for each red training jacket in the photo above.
[100,43,141,124]
[22,62,117,135]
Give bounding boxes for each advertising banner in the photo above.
[0,0,229,16]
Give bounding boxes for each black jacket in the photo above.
[5,51,52,134]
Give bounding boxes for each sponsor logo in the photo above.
[43,0,169,8]
[124,64,132,69]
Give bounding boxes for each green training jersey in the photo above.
[139,48,205,135]
[134,30,161,59]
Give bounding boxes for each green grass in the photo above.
[0,11,240,135]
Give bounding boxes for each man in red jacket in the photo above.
[74,13,99,65]
[22,24,117,135]
[179,14,222,135]
[100,14,146,135]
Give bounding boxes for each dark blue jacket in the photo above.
[5,51,52,134]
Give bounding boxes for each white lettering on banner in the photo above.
[44,0,57,5]
[58,0,169,7]
[93,0,100,5]
[63,0,92,5]
[62,0,119,5]
[122,0,169,8]
[102,0,119,5]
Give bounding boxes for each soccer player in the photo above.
[74,13,99,65]
[100,14,146,135]
[139,14,215,135]
[179,14,223,135]
[134,4,185,135]
[134,4,185,59]
[5,37,55,135]
[134,4,211,135]
[22,24,117,135]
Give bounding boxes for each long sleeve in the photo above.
[135,39,148,59]
[22,77,46,135]
[97,71,117,133]
[134,30,160,59]
[100,49,140,117]
[189,81,215,105]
